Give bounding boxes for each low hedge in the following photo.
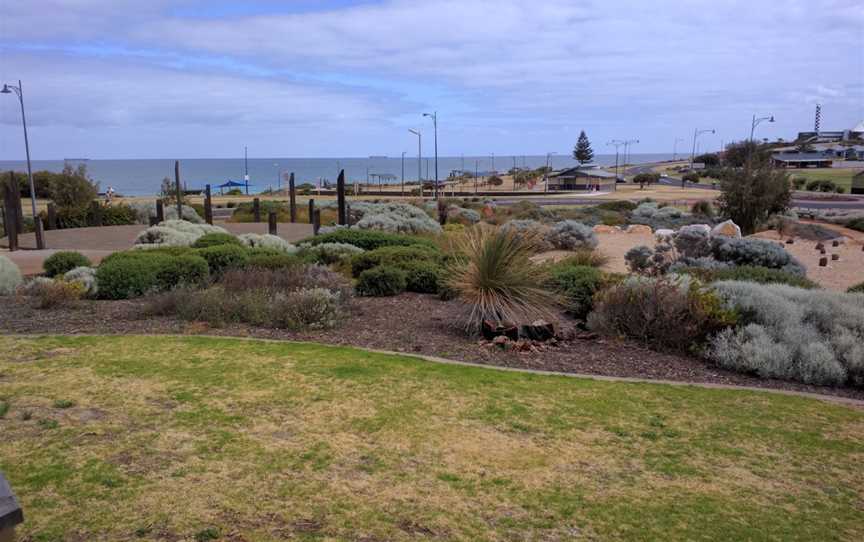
[848,282,864,294]
[194,244,250,275]
[96,251,210,299]
[675,265,819,290]
[355,265,407,296]
[192,232,242,249]
[402,261,443,294]
[350,245,441,277]
[246,253,303,270]
[43,251,92,277]
[302,229,437,251]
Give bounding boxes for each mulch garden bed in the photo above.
[2,292,862,401]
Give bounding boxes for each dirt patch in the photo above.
[1,293,862,401]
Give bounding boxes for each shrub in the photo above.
[195,244,250,276]
[849,282,864,294]
[551,250,610,269]
[32,280,85,309]
[347,202,442,235]
[673,226,712,259]
[50,164,98,208]
[710,237,805,275]
[96,253,165,299]
[675,265,819,289]
[43,251,92,277]
[595,200,637,212]
[708,281,864,387]
[402,261,443,294]
[127,202,204,224]
[135,226,199,248]
[300,242,365,265]
[0,255,24,295]
[717,166,791,235]
[624,245,674,275]
[588,275,736,352]
[154,255,210,290]
[63,266,99,296]
[355,265,407,296]
[545,220,598,250]
[237,233,297,253]
[271,288,343,330]
[546,264,604,319]
[446,225,557,329]
[690,200,715,217]
[350,245,441,277]
[846,218,864,233]
[301,229,437,251]
[447,206,481,225]
[192,232,242,249]
[219,265,351,298]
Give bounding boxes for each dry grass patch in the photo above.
[1,335,863,541]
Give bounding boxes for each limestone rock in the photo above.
[592,224,621,234]
[626,224,653,235]
[679,224,712,236]
[710,220,742,238]
[654,228,675,241]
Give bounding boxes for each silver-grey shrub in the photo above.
[545,220,598,250]
[64,266,99,297]
[300,242,364,264]
[707,281,864,387]
[710,237,805,276]
[0,255,23,295]
[272,287,343,330]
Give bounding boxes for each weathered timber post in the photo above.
[0,472,24,542]
[2,175,19,251]
[308,198,315,225]
[204,184,213,225]
[253,198,261,222]
[268,211,277,235]
[149,216,158,227]
[288,172,297,223]
[7,172,23,235]
[46,203,57,230]
[90,200,103,227]
[336,169,347,226]
[174,160,183,219]
[155,199,164,223]
[313,209,321,235]
[34,216,45,249]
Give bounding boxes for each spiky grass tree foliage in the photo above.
[447,225,558,331]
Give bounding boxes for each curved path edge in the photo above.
[9,333,864,409]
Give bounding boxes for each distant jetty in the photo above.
[369,155,388,159]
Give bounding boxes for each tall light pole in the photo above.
[673,138,684,160]
[408,129,422,194]
[607,140,625,183]
[750,114,774,142]
[401,151,406,195]
[623,139,639,166]
[474,160,479,193]
[2,81,36,218]
[690,128,715,168]
[423,111,438,199]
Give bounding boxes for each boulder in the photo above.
[711,220,742,238]
[592,224,621,234]
[482,320,519,341]
[521,320,555,341]
[625,224,653,235]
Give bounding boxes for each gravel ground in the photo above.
[2,292,862,401]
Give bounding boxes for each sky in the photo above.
[0,0,862,160]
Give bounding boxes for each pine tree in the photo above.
[573,131,594,164]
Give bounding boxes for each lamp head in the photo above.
[423,113,431,118]
[769,115,775,123]
[0,84,10,94]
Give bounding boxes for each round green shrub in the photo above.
[192,232,242,249]
[546,264,604,319]
[154,255,210,290]
[355,265,407,296]
[43,251,92,277]
[302,229,437,251]
[194,244,250,275]
[246,253,302,270]
[402,261,443,294]
[848,282,864,294]
[350,245,440,277]
[96,253,166,299]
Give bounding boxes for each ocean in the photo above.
[0,154,676,196]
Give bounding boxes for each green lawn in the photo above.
[786,167,862,191]
[1,335,863,541]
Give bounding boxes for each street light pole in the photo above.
[690,128,715,169]
[673,138,685,160]
[607,140,624,184]
[423,111,438,199]
[401,151,406,196]
[623,139,639,166]
[408,129,421,194]
[1,80,36,218]
[750,114,774,142]
[544,152,556,193]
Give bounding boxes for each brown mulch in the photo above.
[1,293,862,401]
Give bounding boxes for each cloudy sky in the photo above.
[0,0,862,159]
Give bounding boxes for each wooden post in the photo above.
[268,211,277,235]
[308,199,315,225]
[2,176,19,251]
[174,160,183,219]
[313,209,321,235]
[288,172,297,223]
[336,169,347,225]
[204,184,213,225]
[46,202,57,230]
[90,200,103,227]
[149,216,158,227]
[8,172,23,235]
[156,199,164,223]
[34,216,45,249]
[253,198,261,222]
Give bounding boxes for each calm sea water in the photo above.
[0,154,675,196]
